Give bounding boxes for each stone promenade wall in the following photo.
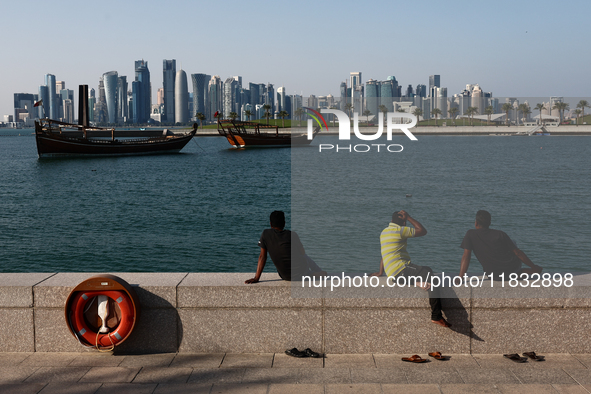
[1,272,590,354]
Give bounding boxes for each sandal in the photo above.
[285,348,306,358]
[523,352,544,361]
[428,352,448,360]
[503,353,527,363]
[402,355,428,363]
[303,348,321,358]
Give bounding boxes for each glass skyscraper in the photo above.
[163,59,176,123]
[133,60,151,124]
[191,73,210,119]
[103,71,119,124]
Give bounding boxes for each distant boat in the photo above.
[217,119,319,148]
[34,119,197,158]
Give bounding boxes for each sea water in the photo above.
[0,131,589,274]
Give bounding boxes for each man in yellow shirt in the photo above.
[374,210,451,328]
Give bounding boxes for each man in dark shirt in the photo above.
[245,211,325,283]
[460,210,542,278]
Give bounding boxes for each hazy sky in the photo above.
[3,0,591,116]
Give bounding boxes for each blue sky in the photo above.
[2,0,590,116]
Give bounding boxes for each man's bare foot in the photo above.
[432,318,452,328]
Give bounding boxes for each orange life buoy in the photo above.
[69,290,135,349]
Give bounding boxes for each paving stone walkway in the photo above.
[1,352,591,393]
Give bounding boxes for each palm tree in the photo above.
[501,102,513,126]
[448,107,459,124]
[484,106,494,125]
[329,106,338,127]
[229,112,238,122]
[534,103,545,125]
[344,103,353,118]
[244,110,252,121]
[412,107,423,124]
[378,104,388,123]
[196,112,206,128]
[362,109,372,126]
[431,108,442,126]
[517,103,529,125]
[577,100,590,123]
[521,104,531,125]
[553,102,569,124]
[574,109,582,125]
[262,104,271,125]
[294,107,303,126]
[465,106,478,126]
[278,110,289,127]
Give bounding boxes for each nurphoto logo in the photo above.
[306,109,419,153]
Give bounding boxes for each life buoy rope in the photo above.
[68,290,135,350]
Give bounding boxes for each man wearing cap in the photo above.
[460,210,542,279]
[245,211,325,284]
[373,210,451,328]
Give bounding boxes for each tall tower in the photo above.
[103,71,118,124]
[429,75,440,92]
[45,74,58,119]
[175,69,188,124]
[38,85,49,118]
[207,76,223,120]
[133,60,150,124]
[163,59,176,123]
[350,72,362,91]
[365,79,378,117]
[191,73,210,119]
[117,76,128,123]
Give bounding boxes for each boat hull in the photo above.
[35,120,196,158]
[222,133,313,148]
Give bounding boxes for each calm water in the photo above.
[0,130,589,274]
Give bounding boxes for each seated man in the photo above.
[373,210,451,328]
[460,210,542,279]
[245,211,325,284]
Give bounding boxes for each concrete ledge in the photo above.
[0,272,589,354]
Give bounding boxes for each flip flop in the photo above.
[402,355,428,363]
[285,348,306,358]
[303,348,321,358]
[503,353,527,363]
[523,352,545,361]
[428,352,448,360]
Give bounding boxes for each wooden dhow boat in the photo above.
[217,119,319,148]
[34,119,197,158]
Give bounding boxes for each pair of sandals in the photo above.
[504,352,545,363]
[285,348,321,358]
[402,352,448,363]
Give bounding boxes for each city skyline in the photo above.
[2,0,591,118]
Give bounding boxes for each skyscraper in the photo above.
[192,73,210,119]
[103,71,119,124]
[117,76,128,123]
[207,76,223,120]
[339,81,347,110]
[429,75,440,92]
[249,83,260,107]
[266,84,274,114]
[133,60,151,124]
[365,79,378,117]
[38,85,49,118]
[277,86,286,112]
[13,93,36,123]
[223,77,238,117]
[175,69,189,124]
[45,74,58,120]
[350,72,362,91]
[163,59,176,123]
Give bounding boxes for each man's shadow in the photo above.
[440,286,484,342]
